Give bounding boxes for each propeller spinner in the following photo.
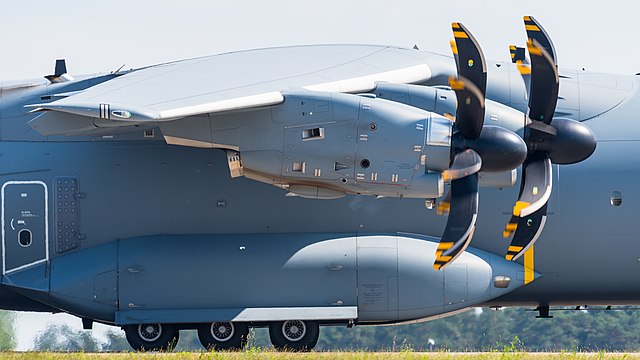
[503,16,597,261]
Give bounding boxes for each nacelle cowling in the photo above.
[235,91,453,199]
[374,82,526,138]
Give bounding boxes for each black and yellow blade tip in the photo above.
[503,201,531,238]
[448,23,487,139]
[448,76,465,91]
[512,201,531,217]
[504,203,548,263]
[505,245,524,261]
[437,242,454,251]
[434,246,454,270]
[450,39,458,55]
[453,32,469,39]
[433,258,452,270]
[509,45,529,71]
[437,201,450,215]
[503,217,518,238]
[452,22,469,39]
[522,15,556,64]
[524,16,541,32]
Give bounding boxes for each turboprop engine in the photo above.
[227,90,526,202]
[214,24,533,272]
[215,18,595,271]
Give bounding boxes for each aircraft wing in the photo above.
[27,45,452,138]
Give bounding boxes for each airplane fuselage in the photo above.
[0,44,638,350]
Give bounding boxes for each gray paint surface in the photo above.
[0,44,636,328]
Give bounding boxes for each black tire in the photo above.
[197,321,249,351]
[124,323,179,352]
[269,320,319,351]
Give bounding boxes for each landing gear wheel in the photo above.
[124,323,179,352]
[197,321,249,350]
[269,320,319,351]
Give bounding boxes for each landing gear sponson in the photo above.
[4,233,527,352]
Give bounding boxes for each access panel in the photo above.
[357,235,399,322]
[2,181,48,274]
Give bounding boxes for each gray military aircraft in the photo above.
[0,16,630,351]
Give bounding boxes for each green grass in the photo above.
[0,352,638,360]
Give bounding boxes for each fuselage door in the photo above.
[2,181,48,274]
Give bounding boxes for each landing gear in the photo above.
[269,320,319,351]
[124,323,179,351]
[535,305,553,318]
[198,321,249,350]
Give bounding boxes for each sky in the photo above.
[0,0,635,351]
[0,0,637,81]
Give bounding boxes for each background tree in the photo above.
[173,330,202,351]
[0,311,15,350]
[100,330,130,352]
[314,308,640,351]
[33,324,99,352]
[29,308,640,352]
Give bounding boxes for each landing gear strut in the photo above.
[535,305,553,318]
[124,323,179,351]
[269,320,319,351]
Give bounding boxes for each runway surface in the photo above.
[0,352,638,360]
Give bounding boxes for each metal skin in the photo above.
[0,29,637,350]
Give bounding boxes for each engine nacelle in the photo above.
[374,82,526,137]
[235,91,452,199]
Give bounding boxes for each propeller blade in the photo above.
[509,45,531,96]
[449,76,485,139]
[433,23,490,270]
[505,203,548,261]
[503,17,556,247]
[452,22,487,97]
[436,139,498,215]
[505,153,552,224]
[502,17,595,262]
[442,148,482,181]
[503,154,552,258]
[509,45,528,65]
[434,172,479,270]
[449,22,487,139]
[437,189,451,216]
[450,40,459,68]
[524,16,557,63]
[527,38,559,125]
